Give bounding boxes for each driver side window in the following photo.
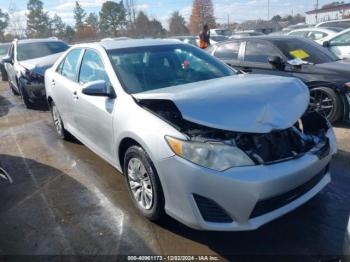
[79,49,109,84]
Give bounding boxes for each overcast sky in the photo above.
[0,0,339,28]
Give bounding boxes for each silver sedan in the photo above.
[45,39,337,231]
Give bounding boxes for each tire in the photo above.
[19,81,35,109]
[124,145,165,221]
[9,82,19,96]
[309,86,342,124]
[1,66,8,81]
[50,101,70,140]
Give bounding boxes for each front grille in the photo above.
[250,165,329,219]
[193,194,233,223]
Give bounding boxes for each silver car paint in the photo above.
[133,74,309,133]
[45,40,337,231]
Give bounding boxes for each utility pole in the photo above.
[227,14,230,29]
[315,0,319,23]
[267,0,270,20]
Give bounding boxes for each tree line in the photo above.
[0,0,219,43]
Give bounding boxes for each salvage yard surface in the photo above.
[0,80,349,260]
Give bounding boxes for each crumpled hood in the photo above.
[133,74,310,133]
[19,52,64,75]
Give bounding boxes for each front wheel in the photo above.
[309,87,342,124]
[124,145,165,221]
[1,66,8,81]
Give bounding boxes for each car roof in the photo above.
[16,38,66,44]
[289,27,338,33]
[77,39,184,50]
[215,35,311,45]
[316,18,350,26]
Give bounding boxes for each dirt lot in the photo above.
[0,80,349,260]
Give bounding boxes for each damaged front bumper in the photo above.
[19,77,46,101]
[156,128,336,231]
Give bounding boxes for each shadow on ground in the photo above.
[0,154,154,256]
[0,95,14,117]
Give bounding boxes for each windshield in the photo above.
[108,44,235,94]
[273,38,338,64]
[0,44,10,56]
[17,41,69,61]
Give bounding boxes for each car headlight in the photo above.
[165,136,254,171]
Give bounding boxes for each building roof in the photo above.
[306,3,350,15]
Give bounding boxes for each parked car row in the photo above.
[206,36,350,124]
[0,36,343,231]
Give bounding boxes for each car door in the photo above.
[328,31,350,59]
[74,48,116,160]
[241,40,292,77]
[52,48,84,131]
[212,41,243,70]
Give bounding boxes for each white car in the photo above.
[316,19,350,29]
[288,27,341,43]
[320,28,350,60]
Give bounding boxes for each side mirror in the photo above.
[323,41,330,48]
[82,80,116,98]
[2,56,12,64]
[268,56,285,70]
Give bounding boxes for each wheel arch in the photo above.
[118,137,142,174]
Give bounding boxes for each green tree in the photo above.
[85,12,99,33]
[51,14,66,39]
[0,8,9,40]
[99,1,126,36]
[65,25,75,43]
[271,15,282,22]
[133,12,166,38]
[73,1,86,29]
[26,0,50,38]
[168,11,189,36]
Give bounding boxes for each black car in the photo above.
[207,36,350,123]
[2,39,69,108]
[0,43,11,81]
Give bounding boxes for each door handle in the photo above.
[51,80,55,87]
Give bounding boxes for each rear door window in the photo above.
[60,49,82,81]
[214,42,241,60]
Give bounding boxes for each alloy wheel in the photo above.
[309,89,334,119]
[127,157,154,210]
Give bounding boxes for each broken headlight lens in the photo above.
[165,136,254,171]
